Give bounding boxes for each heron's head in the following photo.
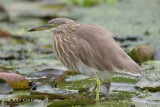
[28,18,79,33]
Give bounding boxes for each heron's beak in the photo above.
[28,24,54,32]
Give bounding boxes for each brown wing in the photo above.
[75,24,141,75]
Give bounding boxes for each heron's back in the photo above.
[75,24,142,78]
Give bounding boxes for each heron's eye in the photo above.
[50,23,58,27]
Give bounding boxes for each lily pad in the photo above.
[65,75,89,82]
[48,97,96,107]
[154,49,160,60]
[31,68,65,79]
[35,84,76,95]
[36,84,56,93]
[29,68,68,86]
[31,91,71,100]
[0,72,31,89]
[140,61,160,81]
[21,96,48,107]
[0,79,13,94]
[111,82,137,92]
[144,92,160,101]
[135,77,160,91]
[132,96,160,107]
[0,51,20,60]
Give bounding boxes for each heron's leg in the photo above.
[94,73,100,102]
[91,84,97,96]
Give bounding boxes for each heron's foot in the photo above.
[94,74,101,103]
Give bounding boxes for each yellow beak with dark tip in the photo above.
[28,24,54,32]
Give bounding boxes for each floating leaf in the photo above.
[48,97,96,107]
[0,79,13,94]
[31,68,65,79]
[0,72,31,89]
[154,49,160,60]
[135,77,160,91]
[132,96,160,106]
[31,91,71,100]
[36,84,56,93]
[0,51,19,60]
[30,68,68,85]
[140,61,160,81]
[22,96,48,107]
[34,84,75,95]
